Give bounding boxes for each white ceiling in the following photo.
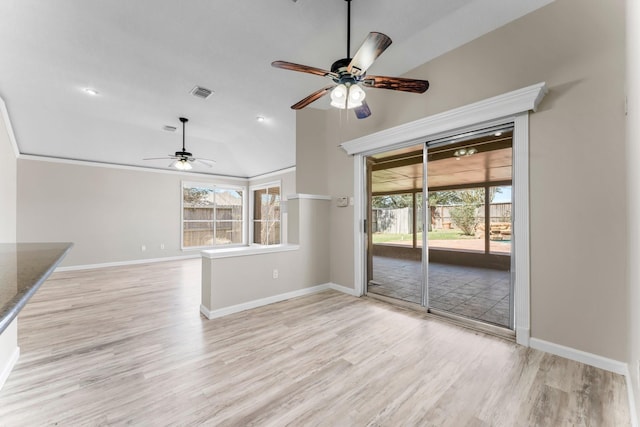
[0,0,552,178]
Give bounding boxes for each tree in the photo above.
[428,191,461,231]
[448,188,501,235]
[371,194,413,209]
[183,187,213,206]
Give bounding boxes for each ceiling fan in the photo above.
[143,117,216,170]
[272,0,429,119]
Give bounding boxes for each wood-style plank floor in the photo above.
[0,259,630,426]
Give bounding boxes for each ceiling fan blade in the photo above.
[291,86,335,110]
[347,32,392,76]
[143,157,173,161]
[272,61,338,79]
[362,75,429,93]
[354,100,372,119]
[194,159,215,168]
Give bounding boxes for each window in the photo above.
[182,182,244,249]
[252,184,281,245]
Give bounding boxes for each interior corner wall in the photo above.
[0,104,18,391]
[296,0,628,361]
[627,0,640,420]
[0,110,17,244]
[17,159,244,267]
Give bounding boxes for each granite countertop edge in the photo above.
[0,242,74,335]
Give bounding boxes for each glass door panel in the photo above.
[366,145,424,305]
[426,126,514,328]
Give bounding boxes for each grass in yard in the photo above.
[372,229,477,244]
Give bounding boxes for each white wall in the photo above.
[296,0,628,362]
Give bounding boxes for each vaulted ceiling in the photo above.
[0,0,552,177]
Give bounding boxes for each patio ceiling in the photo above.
[370,132,513,194]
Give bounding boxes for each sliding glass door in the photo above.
[365,125,515,330]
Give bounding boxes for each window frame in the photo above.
[181,181,247,250]
[249,180,282,246]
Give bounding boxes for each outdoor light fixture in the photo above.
[453,147,478,160]
[330,84,366,109]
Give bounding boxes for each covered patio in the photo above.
[367,126,514,329]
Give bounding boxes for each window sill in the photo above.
[201,244,300,259]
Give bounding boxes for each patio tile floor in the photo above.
[369,256,511,328]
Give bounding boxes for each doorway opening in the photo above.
[366,125,514,329]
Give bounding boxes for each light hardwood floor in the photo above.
[0,259,630,426]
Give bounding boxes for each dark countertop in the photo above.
[0,242,73,334]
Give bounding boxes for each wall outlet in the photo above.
[141,245,146,252]
[160,243,165,250]
[272,269,279,279]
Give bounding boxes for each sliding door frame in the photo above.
[346,82,547,346]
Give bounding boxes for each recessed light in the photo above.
[83,88,99,96]
[494,131,502,136]
[256,116,265,123]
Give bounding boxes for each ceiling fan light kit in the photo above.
[271,0,429,119]
[330,83,366,109]
[172,159,193,170]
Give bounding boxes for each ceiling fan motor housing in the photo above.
[331,57,360,86]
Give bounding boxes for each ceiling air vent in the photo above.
[163,125,177,132]
[190,85,213,99]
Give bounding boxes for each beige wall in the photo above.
[202,197,330,312]
[296,110,329,196]
[297,0,627,361]
[627,0,640,419]
[0,108,17,243]
[17,159,297,268]
[17,159,244,267]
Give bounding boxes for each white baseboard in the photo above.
[516,327,530,346]
[328,282,360,297]
[200,284,332,319]
[623,365,639,427]
[529,337,627,375]
[55,254,200,272]
[0,346,20,392]
[200,282,362,320]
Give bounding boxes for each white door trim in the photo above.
[345,82,547,346]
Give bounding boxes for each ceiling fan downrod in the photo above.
[346,0,351,59]
[179,117,189,154]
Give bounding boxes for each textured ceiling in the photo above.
[0,0,552,177]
